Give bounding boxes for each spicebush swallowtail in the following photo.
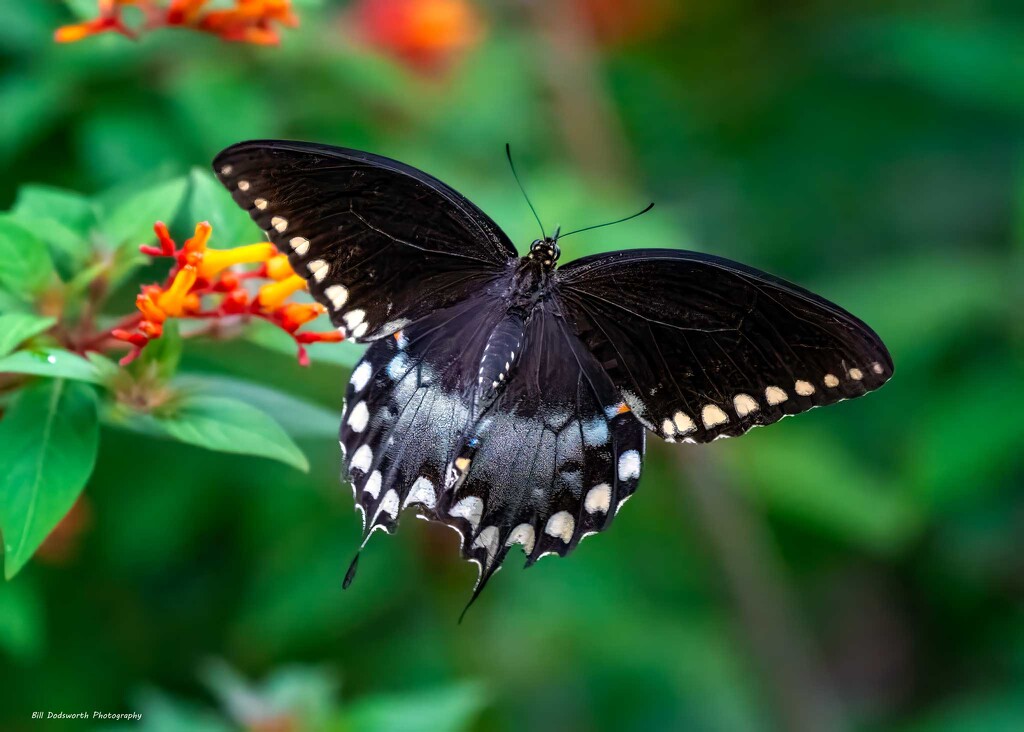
[214,140,893,607]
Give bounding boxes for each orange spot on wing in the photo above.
[616,402,630,414]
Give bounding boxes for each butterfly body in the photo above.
[213,140,893,602]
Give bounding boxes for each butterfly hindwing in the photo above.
[340,293,507,540]
[339,291,645,595]
[557,249,893,443]
[213,140,518,342]
[442,302,645,597]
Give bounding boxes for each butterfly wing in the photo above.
[444,303,645,598]
[557,249,893,443]
[341,293,644,597]
[213,140,518,341]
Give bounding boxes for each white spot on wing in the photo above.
[220,164,233,175]
[765,386,788,405]
[449,496,483,529]
[661,418,675,437]
[238,180,250,191]
[254,197,267,210]
[348,401,369,432]
[325,284,348,310]
[701,404,729,428]
[352,322,369,339]
[733,393,758,417]
[849,368,864,381]
[871,362,884,374]
[585,483,612,514]
[271,216,288,232]
[795,380,815,396]
[307,259,328,282]
[343,309,366,331]
[350,444,373,472]
[289,237,309,256]
[545,511,575,542]
[363,470,382,499]
[403,477,436,510]
[673,411,696,434]
[472,526,500,565]
[351,362,372,391]
[506,523,535,554]
[824,374,840,388]
[617,450,642,481]
[378,488,399,517]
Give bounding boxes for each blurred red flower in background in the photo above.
[55,0,299,45]
[348,0,484,73]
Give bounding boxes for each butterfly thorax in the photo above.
[526,237,560,270]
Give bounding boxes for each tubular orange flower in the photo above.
[198,243,276,280]
[264,253,295,281]
[257,274,306,309]
[155,265,199,316]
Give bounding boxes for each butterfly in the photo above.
[213,140,893,607]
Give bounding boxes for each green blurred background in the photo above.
[1,1,1023,730]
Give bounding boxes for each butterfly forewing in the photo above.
[557,249,893,443]
[213,140,517,342]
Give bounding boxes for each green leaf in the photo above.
[11,185,99,278]
[0,379,99,579]
[344,682,488,732]
[175,374,340,438]
[0,313,56,358]
[0,348,107,385]
[110,394,309,472]
[99,177,188,250]
[186,168,261,250]
[134,320,182,383]
[0,215,54,297]
[0,580,44,661]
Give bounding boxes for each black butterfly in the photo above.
[213,140,893,606]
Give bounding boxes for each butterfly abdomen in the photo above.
[477,313,524,396]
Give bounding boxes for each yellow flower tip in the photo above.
[266,253,296,281]
[197,242,276,279]
[54,23,92,43]
[156,265,198,316]
[257,274,306,309]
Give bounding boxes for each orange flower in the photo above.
[54,0,298,45]
[111,221,343,366]
[349,0,484,73]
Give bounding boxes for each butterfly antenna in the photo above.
[506,143,547,240]
[556,202,655,241]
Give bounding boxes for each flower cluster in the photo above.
[55,0,298,45]
[112,221,341,365]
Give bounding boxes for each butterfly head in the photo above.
[528,236,560,268]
